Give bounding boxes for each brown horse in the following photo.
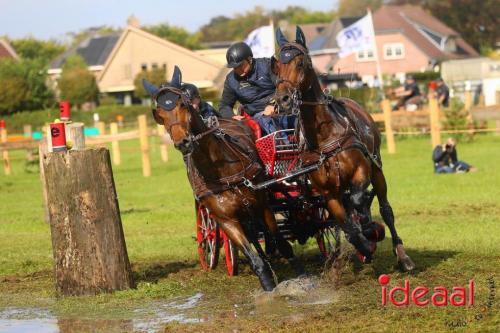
[143,66,304,290]
[273,27,415,271]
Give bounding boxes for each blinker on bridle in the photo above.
[152,86,219,155]
[276,42,328,115]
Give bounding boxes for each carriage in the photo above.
[196,126,344,276]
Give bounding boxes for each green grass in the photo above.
[0,135,499,332]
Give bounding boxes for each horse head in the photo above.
[273,26,318,114]
[143,66,205,154]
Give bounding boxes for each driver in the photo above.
[219,42,295,135]
[181,83,220,119]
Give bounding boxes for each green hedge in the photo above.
[2,105,151,134]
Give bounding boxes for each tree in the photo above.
[134,67,167,99]
[199,6,336,43]
[10,38,66,65]
[144,24,202,50]
[337,0,383,17]
[0,58,54,114]
[58,55,99,108]
[271,6,336,24]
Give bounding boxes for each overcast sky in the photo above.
[0,0,338,40]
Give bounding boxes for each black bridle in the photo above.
[152,86,218,155]
[275,42,328,115]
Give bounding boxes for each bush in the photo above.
[0,58,54,115]
[442,97,472,141]
[58,55,99,108]
[334,87,381,113]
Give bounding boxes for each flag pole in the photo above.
[368,8,385,97]
[270,17,275,56]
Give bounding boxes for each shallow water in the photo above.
[0,277,338,332]
[0,293,205,333]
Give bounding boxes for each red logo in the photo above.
[379,274,475,306]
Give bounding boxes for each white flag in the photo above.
[336,13,375,58]
[244,25,275,58]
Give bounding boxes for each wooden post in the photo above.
[110,122,121,165]
[429,98,441,148]
[138,115,151,177]
[157,124,168,162]
[381,99,396,154]
[43,148,135,296]
[464,90,474,135]
[1,128,11,175]
[24,124,34,161]
[68,122,85,150]
[97,121,106,136]
[44,125,53,152]
[39,141,50,223]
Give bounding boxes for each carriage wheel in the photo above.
[315,208,341,260]
[222,234,239,276]
[196,205,220,271]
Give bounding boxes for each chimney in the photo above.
[127,15,140,28]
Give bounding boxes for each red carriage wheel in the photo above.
[222,233,239,276]
[196,204,220,271]
[315,208,341,259]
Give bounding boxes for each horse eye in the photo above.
[297,60,304,68]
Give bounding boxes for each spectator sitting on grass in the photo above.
[432,138,476,173]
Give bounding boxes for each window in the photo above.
[141,63,147,71]
[383,43,405,60]
[152,63,158,69]
[356,49,375,62]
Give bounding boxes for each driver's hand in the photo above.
[232,115,245,121]
[263,105,275,116]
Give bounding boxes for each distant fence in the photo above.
[0,115,170,176]
[372,91,500,154]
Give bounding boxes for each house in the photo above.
[48,18,224,105]
[0,39,20,61]
[442,58,500,106]
[309,5,479,86]
[48,32,120,80]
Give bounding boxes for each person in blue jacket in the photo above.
[181,83,220,119]
[219,42,295,135]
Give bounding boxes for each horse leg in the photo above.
[348,169,377,257]
[262,207,305,276]
[218,218,277,291]
[371,167,415,271]
[326,196,374,262]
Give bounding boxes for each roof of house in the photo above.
[0,39,20,60]
[309,17,362,52]
[373,5,478,59]
[298,23,329,44]
[309,5,478,59]
[50,33,120,69]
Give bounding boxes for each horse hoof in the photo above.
[398,255,416,272]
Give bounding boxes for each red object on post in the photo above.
[50,123,67,152]
[428,80,437,91]
[0,119,5,129]
[59,101,71,121]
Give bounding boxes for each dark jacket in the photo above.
[199,101,220,119]
[219,57,276,118]
[403,81,420,102]
[432,145,457,166]
[436,84,450,107]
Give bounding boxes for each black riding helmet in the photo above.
[226,42,253,68]
[181,83,200,100]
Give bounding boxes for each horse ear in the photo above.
[271,56,279,75]
[276,28,288,48]
[171,65,182,88]
[295,26,306,47]
[142,79,159,96]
